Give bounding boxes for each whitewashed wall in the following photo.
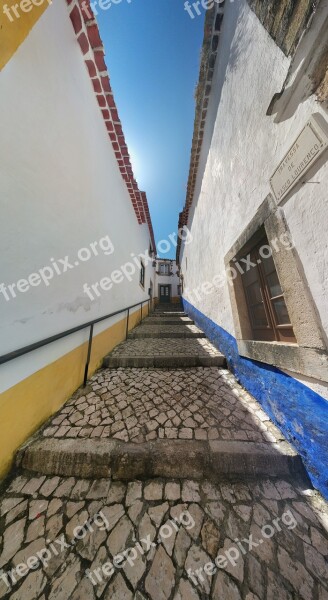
[155,261,180,299]
[0,0,155,392]
[180,0,328,399]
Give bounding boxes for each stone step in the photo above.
[146,317,194,325]
[152,311,186,316]
[151,315,187,320]
[17,438,306,482]
[128,323,206,339]
[154,304,184,312]
[103,338,226,368]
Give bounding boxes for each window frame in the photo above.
[159,263,170,275]
[140,260,145,288]
[224,195,328,383]
[239,233,296,343]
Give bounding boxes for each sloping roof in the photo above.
[176,0,320,263]
[176,5,224,262]
[67,0,156,252]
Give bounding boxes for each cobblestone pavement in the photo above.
[132,316,194,324]
[128,324,205,338]
[41,368,286,445]
[104,307,223,368]
[0,474,328,599]
[152,306,185,313]
[107,339,221,358]
[2,306,328,598]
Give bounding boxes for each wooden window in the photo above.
[140,260,145,288]
[159,263,169,275]
[240,235,296,343]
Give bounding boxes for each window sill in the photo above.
[237,339,328,384]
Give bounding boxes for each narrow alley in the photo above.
[1,306,328,598]
[1,0,328,598]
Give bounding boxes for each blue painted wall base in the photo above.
[183,297,328,499]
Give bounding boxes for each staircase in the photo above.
[15,303,306,485]
[103,304,224,368]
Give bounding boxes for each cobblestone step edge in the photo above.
[103,355,226,368]
[128,331,207,339]
[16,438,306,482]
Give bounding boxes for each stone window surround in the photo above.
[225,194,328,383]
[159,263,170,275]
[139,260,145,289]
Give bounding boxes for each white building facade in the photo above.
[0,0,156,477]
[154,259,181,304]
[177,0,328,497]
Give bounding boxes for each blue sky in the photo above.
[97,0,205,258]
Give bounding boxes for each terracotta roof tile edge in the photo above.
[67,0,156,252]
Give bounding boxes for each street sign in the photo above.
[270,115,328,202]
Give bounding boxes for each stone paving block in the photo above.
[145,546,176,600]
[148,502,169,527]
[129,324,206,339]
[126,481,142,506]
[144,482,163,501]
[32,366,298,457]
[5,305,327,598]
[9,569,47,600]
[0,475,327,599]
[0,517,26,567]
[165,482,181,501]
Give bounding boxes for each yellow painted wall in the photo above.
[0,306,148,478]
[0,0,51,71]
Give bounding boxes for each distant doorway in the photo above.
[159,285,171,303]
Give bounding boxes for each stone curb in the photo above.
[17,438,306,481]
[143,319,195,325]
[128,331,207,339]
[149,310,188,315]
[103,355,226,368]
